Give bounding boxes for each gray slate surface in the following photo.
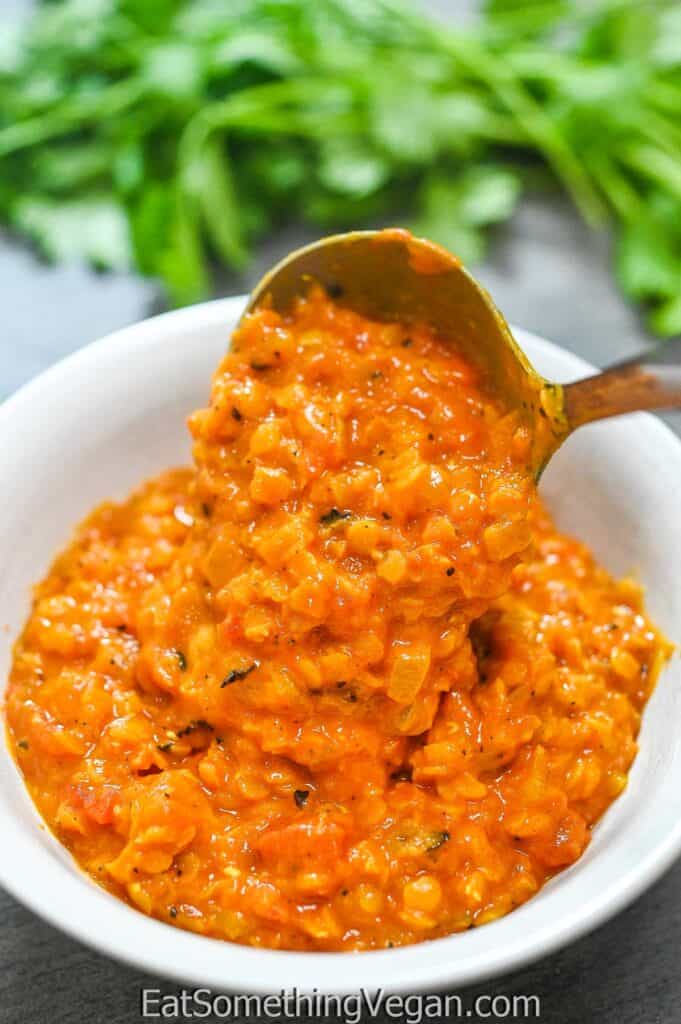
[2,2,680,1021]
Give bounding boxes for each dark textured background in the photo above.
[2,2,679,1021]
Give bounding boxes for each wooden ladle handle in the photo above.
[564,337,681,430]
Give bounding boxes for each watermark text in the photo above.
[140,986,541,1022]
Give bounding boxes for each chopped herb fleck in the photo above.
[294,789,309,808]
[17,739,29,751]
[446,567,456,576]
[175,649,187,671]
[201,502,212,517]
[176,719,214,737]
[427,830,450,852]
[169,906,178,919]
[320,507,351,526]
[231,407,242,421]
[250,361,272,371]
[326,282,344,299]
[221,662,257,687]
[157,741,173,752]
[401,337,413,348]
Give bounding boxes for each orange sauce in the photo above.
[5,288,670,950]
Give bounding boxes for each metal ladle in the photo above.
[244,229,681,478]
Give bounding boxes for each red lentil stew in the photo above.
[6,287,671,951]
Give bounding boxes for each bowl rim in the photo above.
[2,294,681,996]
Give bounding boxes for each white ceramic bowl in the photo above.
[1,297,680,995]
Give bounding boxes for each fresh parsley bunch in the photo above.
[0,0,679,335]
